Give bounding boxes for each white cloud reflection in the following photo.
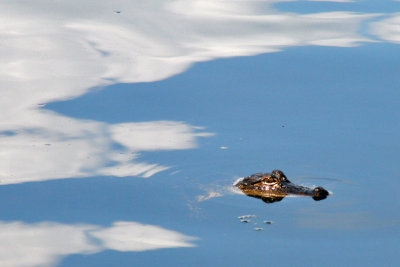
[370,13,400,44]
[0,115,212,184]
[0,220,196,267]
[0,0,391,184]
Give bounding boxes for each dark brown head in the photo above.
[235,169,330,204]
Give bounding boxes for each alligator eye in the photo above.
[266,177,275,183]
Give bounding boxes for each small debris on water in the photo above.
[220,146,228,150]
[240,219,250,223]
[254,227,264,231]
[238,215,257,219]
[197,191,222,202]
[114,10,121,14]
[263,221,273,224]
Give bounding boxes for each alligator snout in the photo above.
[312,186,329,201]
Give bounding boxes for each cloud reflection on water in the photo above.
[0,220,196,267]
[370,13,400,44]
[0,0,395,185]
[0,115,211,184]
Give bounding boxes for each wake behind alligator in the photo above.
[234,170,329,203]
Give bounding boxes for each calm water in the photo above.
[1,1,399,266]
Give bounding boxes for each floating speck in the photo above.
[238,215,257,219]
[220,146,228,150]
[263,221,273,224]
[169,170,181,176]
[254,227,264,231]
[240,219,250,223]
[114,10,121,14]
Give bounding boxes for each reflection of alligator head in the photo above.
[234,170,329,203]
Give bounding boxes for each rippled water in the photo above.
[1,1,400,266]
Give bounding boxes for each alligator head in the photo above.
[234,170,329,203]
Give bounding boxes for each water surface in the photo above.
[1,0,399,266]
